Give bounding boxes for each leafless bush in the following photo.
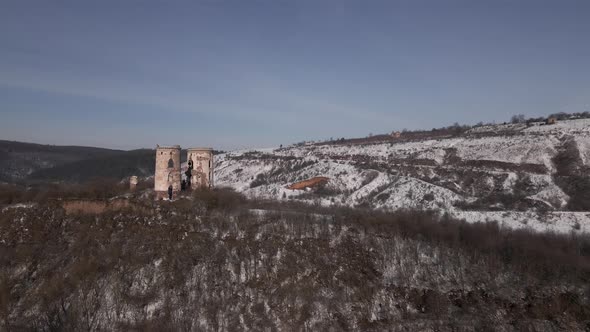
[422,193,435,202]
[192,187,246,212]
[553,139,584,177]
[249,173,268,188]
[552,139,590,211]
[361,170,379,186]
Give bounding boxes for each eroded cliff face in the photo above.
[1,195,589,331]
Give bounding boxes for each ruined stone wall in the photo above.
[155,145,181,198]
[62,199,133,215]
[187,148,214,188]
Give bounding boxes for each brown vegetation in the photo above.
[1,187,589,330]
[61,199,134,215]
[0,178,125,205]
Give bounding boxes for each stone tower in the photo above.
[154,145,181,199]
[186,147,214,188]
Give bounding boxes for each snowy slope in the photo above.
[215,119,590,234]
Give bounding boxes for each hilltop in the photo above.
[0,140,161,184]
[0,140,121,183]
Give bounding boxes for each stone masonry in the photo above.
[154,145,214,199]
[154,145,181,199]
[187,147,214,188]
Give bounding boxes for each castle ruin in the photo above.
[154,145,214,199]
[186,147,214,188]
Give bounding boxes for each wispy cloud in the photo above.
[0,62,396,128]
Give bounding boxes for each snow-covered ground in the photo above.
[1,203,36,212]
[215,119,590,234]
[454,211,589,234]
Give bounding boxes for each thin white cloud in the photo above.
[0,63,397,128]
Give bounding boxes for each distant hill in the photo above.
[0,140,193,184]
[0,140,122,183]
[216,118,590,234]
[29,149,156,183]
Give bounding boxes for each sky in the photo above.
[1,0,589,150]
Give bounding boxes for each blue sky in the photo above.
[1,0,589,150]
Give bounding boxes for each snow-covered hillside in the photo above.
[215,119,590,234]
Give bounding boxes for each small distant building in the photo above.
[546,117,557,125]
[391,131,401,138]
[129,176,138,191]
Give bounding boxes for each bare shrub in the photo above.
[552,138,590,211]
[423,193,435,202]
[361,170,379,186]
[192,187,246,212]
[553,139,583,177]
[376,193,390,202]
[250,173,267,188]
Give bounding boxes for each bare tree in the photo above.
[510,114,525,123]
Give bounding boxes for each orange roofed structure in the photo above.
[287,177,329,190]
